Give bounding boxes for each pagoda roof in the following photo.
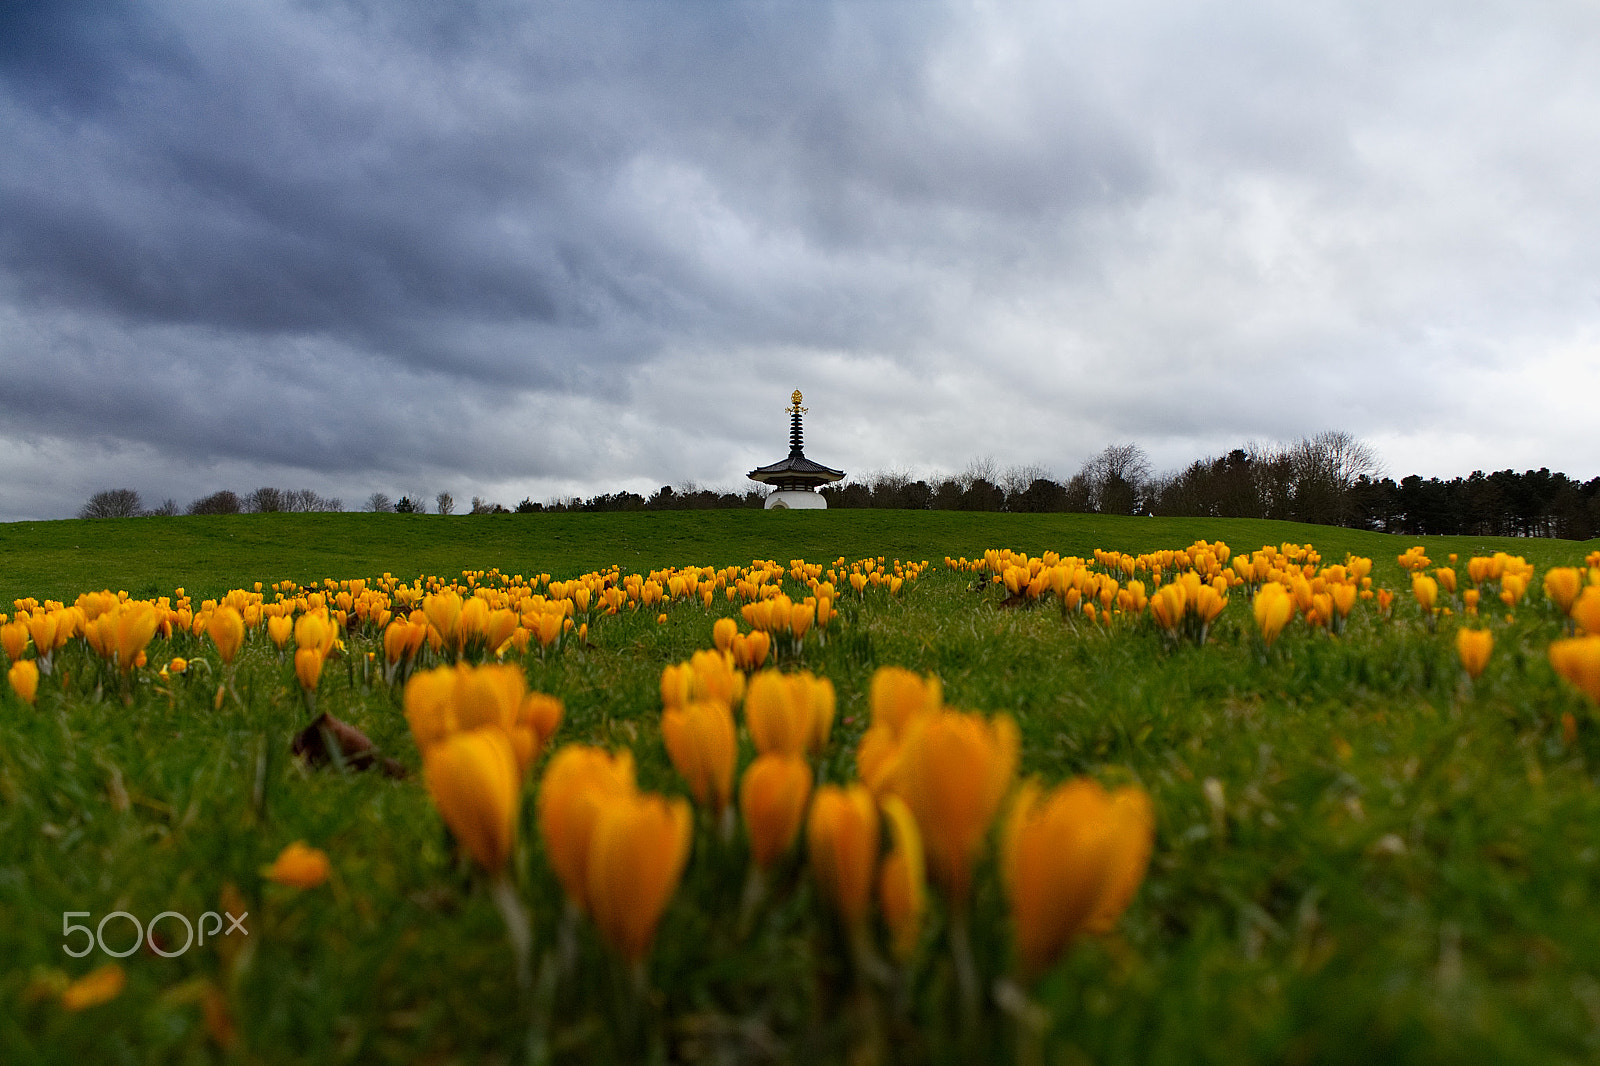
[747,451,845,484]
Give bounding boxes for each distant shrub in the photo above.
[188,491,242,515]
[79,489,143,519]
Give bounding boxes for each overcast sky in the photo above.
[2,0,1597,520]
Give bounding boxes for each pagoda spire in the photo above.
[788,390,806,456]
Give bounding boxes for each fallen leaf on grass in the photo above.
[291,712,407,778]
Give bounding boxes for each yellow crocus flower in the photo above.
[739,753,812,870]
[537,745,637,914]
[60,963,126,1011]
[8,659,39,704]
[1,620,28,661]
[1570,586,1600,636]
[713,617,738,653]
[585,791,692,963]
[209,606,245,665]
[264,840,331,888]
[806,784,879,928]
[894,708,1019,904]
[877,795,926,961]
[1003,778,1153,979]
[1549,636,1600,704]
[1456,628,1493,680]
[661,700,736,816]
[423,728,521,874]
[266,614,294,650]
[744,670,813,758]
[294,647,325,692]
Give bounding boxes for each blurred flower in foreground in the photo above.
[61,963,125,1011]
[1572,587,1600,636]
[744,669,835,757]
[405,662,554,773]
[267,613,294,651]
[264,840,331,888]
[585,791,692,963]
[661,699,736,817]
[423,729,521,874]
[8,659,39,704]
[1545,568,1583,617]
[740,753,812,870]
[1549,636,1600,704]
[209,606,245,665]
[539,745,637,914]
[807,783,879,928]
[855,666,942,794]
[1003,778,1154,979]
[894,708,1019,904]
[1253,584,1293,647]
[1456,628,1493,680]
[878,795,926,961]
[1,619,30,661]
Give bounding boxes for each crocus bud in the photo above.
[8,659,39,704]
[894,709,1019,904]
[807,784,879,928]
[661,700,736,816]
[1456,628,1493,680]
[1549,636,1600,704]
[877,795,925,960]
[423,728,521,874]
[209,606,246,665]
[538,745,636,914]
[740,753,812,870]
[1003,778,1153,978]
[585,791,693,962]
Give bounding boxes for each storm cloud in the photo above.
[2,0,1597,520]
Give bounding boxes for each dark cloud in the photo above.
[0,1,1596,520]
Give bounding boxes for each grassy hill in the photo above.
[3,509,1599,1062]
[3,509,1594,604]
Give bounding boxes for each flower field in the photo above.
[3,511,1600,1064]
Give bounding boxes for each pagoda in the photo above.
[747,390,845,509]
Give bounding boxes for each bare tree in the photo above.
[246,486,285,513]
[366,492,394,513]
[1287,430,1384,525]
[999,463,1052,499]
[79,489,143,518]
[957,455,999,492]
[148,498,179,517]
[1077,443,1151,515]
[1304,430,1383,486]
[435,492,455,515]
[282,488,341,512]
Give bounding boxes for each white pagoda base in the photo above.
[765,490,827,510]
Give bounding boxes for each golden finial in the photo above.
[788,389,806,414]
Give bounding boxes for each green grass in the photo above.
[2,512,1598,1064]
[3,509,1593,607]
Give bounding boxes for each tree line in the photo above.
[817,433,1599,539]
[75,432,1600,539]
[78,487,343,518]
